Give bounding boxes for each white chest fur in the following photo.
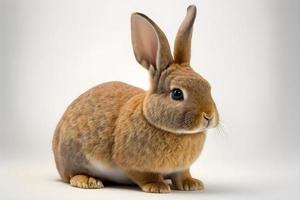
[86,160,133,184]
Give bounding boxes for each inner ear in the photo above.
[131,15,158,68]
[131,13,173,72]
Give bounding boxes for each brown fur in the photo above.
[53,5,219,193]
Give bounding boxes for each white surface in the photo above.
[1,156,299,200]
[1,0,300,199]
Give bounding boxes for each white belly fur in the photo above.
[86,159,186,184]
[86,159,133,184]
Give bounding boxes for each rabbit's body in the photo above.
[53,5,219,193]
[53,81,205,184]
[53,82,142,183]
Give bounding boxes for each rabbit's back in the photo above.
[52,81,144,181]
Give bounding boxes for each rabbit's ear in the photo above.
[174,5,197,64]
[131,13,173,72]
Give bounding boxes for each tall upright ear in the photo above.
[131,13,173,72]
[174,5,197,64]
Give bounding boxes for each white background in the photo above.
[1,0,300,199]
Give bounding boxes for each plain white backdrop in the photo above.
[1,0,300,199]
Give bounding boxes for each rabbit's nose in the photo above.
[203,113,214,126]
[203,113,214,120]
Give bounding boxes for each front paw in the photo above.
[141,182,171,193]
[173,178,204,191]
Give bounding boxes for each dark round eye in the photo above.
[171,88,184,101]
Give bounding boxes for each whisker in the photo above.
[210,119,230,137]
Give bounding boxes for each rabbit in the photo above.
[52,5,219,193]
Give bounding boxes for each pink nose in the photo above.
[203,113,214,122]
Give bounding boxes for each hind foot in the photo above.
[70,175,104,189]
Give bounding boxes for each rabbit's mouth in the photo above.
[143,106,218,134]
[173,114,218,134]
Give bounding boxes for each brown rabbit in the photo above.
[52,5,219,193]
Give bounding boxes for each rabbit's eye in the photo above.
[171,88,184,101]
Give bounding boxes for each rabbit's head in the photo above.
[131,5,219,134]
